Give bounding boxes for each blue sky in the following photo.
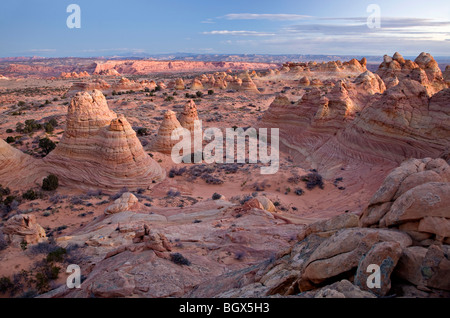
[0,0,449,57]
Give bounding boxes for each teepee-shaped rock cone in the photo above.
[191,78,204,90]
[153,110,184,154]
[179,100,199,132]
[44,90,164,192]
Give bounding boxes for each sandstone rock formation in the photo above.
[376,52,447,94]
[299,76,310,86]
[44,90,164,192]
[190,78,203,90]
[111,77,143,92]
[360,158,450,242]
[178,100,199,132]
[240,74,259,93]
[0,139,45,188]
[2,214,47,246]
[97,69,121,76]
[60,71,90,79]
[152,110,184,154]
[67,79,111,97]
[174,78,185,90]
[354,70,386,94]
[105,192,140,215]
[260,76,450,179]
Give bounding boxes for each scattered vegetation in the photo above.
[39,137,56,155]
[170,253,191,266]
[302,172,324,190]
[42,175,59,191]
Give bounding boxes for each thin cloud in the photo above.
[28,49,56,52]
[224,13,311,20]
[202,30,276,36]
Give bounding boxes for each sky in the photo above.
[0,0,449,58]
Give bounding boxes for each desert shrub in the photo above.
[167,189,181,197]
[295,188,304,196]
[164,96,174,102]
[5,136,15,143]
[234,251,246,261]
[42,175,59,191]
[27,241,60,256]
[212,193,222,200]
[18,101,26,107]
[44,122,54,133]
[207,89,214,95]
[0,277,14,293]
[202,174,223,185]
[136,127,148,136]
[39,137,56,155]
[196,91,203,98]
[168,167,187,178]
[22,189,38,201]
[0,230,7,251]
[20,240,28,251]
[110,187,129,200]
[46,247,67,263]
[302,172,324,190]
[170,253,191,266]
[6,129,13,133]
[3,195,17,206]
[34,264,60,293]
[239,195,253,205]
[0,185,11,196]
[18,119,42,134]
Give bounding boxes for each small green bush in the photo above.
[42,175,59,191]
[39,137,56,155]
[170,253,191,266]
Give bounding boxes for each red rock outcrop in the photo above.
[96,69,121,76]
[0,139,45,188]
[376,52,446,94]
[60,71,90,79]
[2,214,47,246]
[67,79,111,96]
[44,90,164,192]
[152,110,184,154]
[178,100,199,132]
[190,78,204,90]
[111,77,144,92]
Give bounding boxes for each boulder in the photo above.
[354,241,403,296]
[3,214,47,245]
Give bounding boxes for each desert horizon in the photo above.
[0,0,449,309]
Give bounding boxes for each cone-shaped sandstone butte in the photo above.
[44,90,164,192]
[153,110,184,154]
[178,100,199,133]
